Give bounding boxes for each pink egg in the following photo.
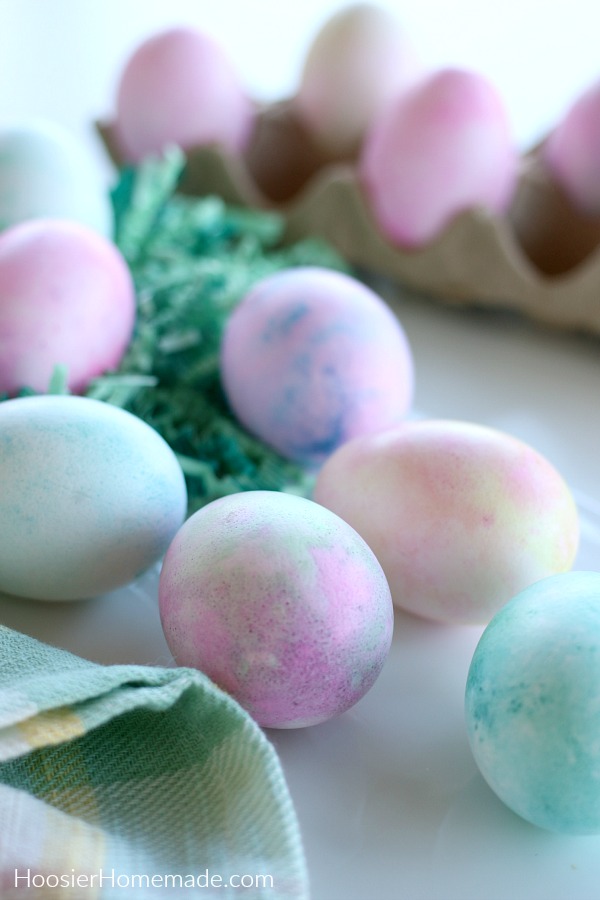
[0,218,135,395]
[113,27,255,163]
[294,2,423,157]
[359,67,518,247]
[220,267,414,467]
[543,79,600,216]
[313,420,579,625]
[159,490,394,728]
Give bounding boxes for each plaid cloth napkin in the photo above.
[0,625,309,899]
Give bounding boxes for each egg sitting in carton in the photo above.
[99,2,600,336]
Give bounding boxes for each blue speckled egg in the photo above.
[220,267,414,467]
[465,571,600,834]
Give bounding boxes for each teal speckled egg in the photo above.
[465,571,600,834]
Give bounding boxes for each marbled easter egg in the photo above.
[220,267,414,467]
[0,218,135,395]
[543,77,600,215]
[113,26,254,163]
[313,419,579,624]
[158,490,394,728]
[360,67,517,247]
[465,571,600,834]
[0,119,113,236]
[294,2,422,157]
[0,394,187,601]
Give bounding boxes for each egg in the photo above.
[293,2,422,157]
[359,67,518,247]
[0,218,135,395]
[466,571,600,834]
[0,119,113,236]
[313,419,579,624]
[159,490,393,728]
[543,79,600,216]
[113,26,255,163]
[0,395,187,601]
[220,267,414,467]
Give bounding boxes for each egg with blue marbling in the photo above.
[220,267,414,467]
[0,395,187,601]
[466,571,600,834]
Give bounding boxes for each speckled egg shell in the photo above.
[0,395,187,600]
[158,490,394,728]
[220,267,414,467]
[0,218,135,395]
[466,571,600,834]
[313,419,579,624]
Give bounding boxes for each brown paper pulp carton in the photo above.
[98,102,600,338]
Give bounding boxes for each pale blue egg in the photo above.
[465,571,600,834]
[0,395,187,601]
[0,119,113,236]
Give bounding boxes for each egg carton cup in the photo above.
[98,101,600,337]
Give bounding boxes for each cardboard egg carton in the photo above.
[98,101,600,337]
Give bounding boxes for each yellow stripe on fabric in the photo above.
[41,819,106,900]
[17,707,85,749]
[17,707,103,826]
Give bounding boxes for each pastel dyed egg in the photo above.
[0,218,135,395]
[0,395,187,601]
[220,267,414,467]
[158,490,393,728]
[0,119,113,236]
[466,571,600,834]
[543,78,600,215]
[113,26,254,163]
[294,2,422,157]
[313,419,579,624]
[360,67,517,247]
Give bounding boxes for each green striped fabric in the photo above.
[0,625,309,898]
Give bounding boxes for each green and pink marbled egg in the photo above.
[158,490,393,728]
[314,419,579,624]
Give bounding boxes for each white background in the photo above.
[2,3,600,899]
[1,0,600,152]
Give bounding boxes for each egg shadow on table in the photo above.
[428,772,600,900]
[265,608,486,896]
[0,563,174,667]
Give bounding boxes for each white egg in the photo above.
[294,3,422,157]
[0,119,113,236]
[0,395,188,601]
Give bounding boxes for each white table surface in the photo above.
[2,2,600,898]
[2,289,599,900]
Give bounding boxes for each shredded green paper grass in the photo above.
[82,147,349,515]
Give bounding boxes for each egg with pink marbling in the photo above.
[0,218,135,395]
[220,266,414,467]
[113,26,255,163]
[543,78,600,216]
[360,67,517,247]
[158,490,394,728]
[313,420,579,625]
